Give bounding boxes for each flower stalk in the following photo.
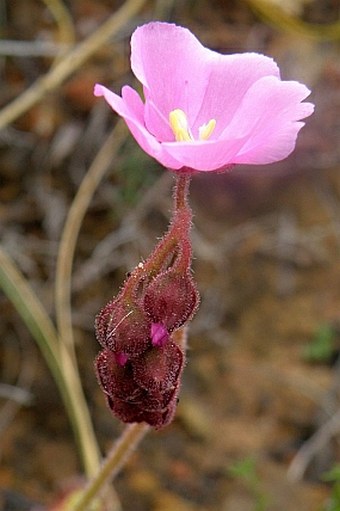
[173,172,191,211]
[82,168,197,507]
[94,172,198,428]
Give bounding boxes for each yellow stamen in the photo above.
[169,108,216,142]
[199,119,216,140]
[169,109,193,142]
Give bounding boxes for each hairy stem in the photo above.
[174,172,192,211]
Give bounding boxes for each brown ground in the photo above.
[0,1,340,510]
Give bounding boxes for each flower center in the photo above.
[169,109,216,142]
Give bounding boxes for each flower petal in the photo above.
[161,137,246,171]
[221,76,314,164]
[131,22,209,129]
[191,52,281,138]
[132,342,183,393]
[94,83,183,169]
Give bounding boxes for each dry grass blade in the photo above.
[73,423,150,511]
[0,0,147,130]
[246,0,340,40]
[288,408,340,481]
[42,0,76,61]
[0,246,61,363]
[0,246,101,479]
[55,120,127,360]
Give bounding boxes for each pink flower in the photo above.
[94,22,314,172]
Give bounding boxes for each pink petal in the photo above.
[94,83,143,126]
[143,91,174,142]
[94,83,183,169]
[131,23,208,130]
[94,84,183,169]
[190,52,281,138]
[161,137,245,172]
[221,76,314,164]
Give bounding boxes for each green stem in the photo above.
[0,246,100,478]
[72,423,150,511]
[0,246,60,378]
[58,344,102,478]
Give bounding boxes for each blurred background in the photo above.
[0,0,340,510]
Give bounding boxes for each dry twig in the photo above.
[0,0,147,130]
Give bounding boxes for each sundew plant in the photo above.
[93,21,314,428]
[0,13,314,511]
[83,21,313,510]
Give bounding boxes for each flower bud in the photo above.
[95,349,141,401]
[132,342,183,393]
[95,341,184,428]
[143,269,199,331]
[107,394,178,429]
[95,299,150,357]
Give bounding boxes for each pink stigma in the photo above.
[115,352,129,366]
[151,322,169,347]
